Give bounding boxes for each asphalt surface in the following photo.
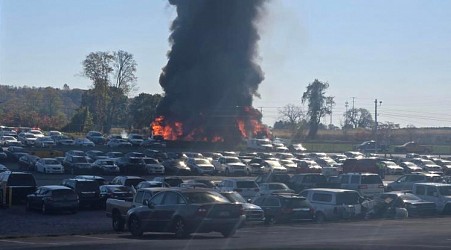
[1,217,451,250]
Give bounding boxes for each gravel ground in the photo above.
[0,207,111,238]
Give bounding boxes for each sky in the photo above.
[1,0,451,128]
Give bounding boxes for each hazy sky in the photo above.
[1,0,451,128]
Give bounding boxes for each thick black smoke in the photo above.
[157,0,266,143]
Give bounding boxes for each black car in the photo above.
[5,146,29,161]
[161,159,191,175]
[253,194,315,225]
[62,155,92,174]
[18,154,40,171]
[126,189,245,238]
[85,150,107,162]
[99,185,134,207]
[116,155,146,175]
[61,178,101,208]
[0,171,37,206]
[369,192,436,218]
[26,185,79,214]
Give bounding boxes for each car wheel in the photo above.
[173,217,189,239]
[129,216,143,237]
[315,212,326,223]
[112,211,125,232]
[221,228,236,238]
[41,203,48,215]
[264,216,276,225]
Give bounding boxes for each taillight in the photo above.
[234,189,242,192]
[196,207,208,217]
[358,185,368,189]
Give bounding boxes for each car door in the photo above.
[139,191,166,232]
[156,191,187,231]
[425,186,442,211]
[262,197,281,218]
[391,176,408,191]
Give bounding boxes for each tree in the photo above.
[278,104,305,130]
[128,93,162,130]
[343,108,374,129]
[301,79,333,138]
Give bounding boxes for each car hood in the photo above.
[227,163,246,167]
[242,202,263,211]
[405,200,436,206]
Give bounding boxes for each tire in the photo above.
[112,211,125,232]
[264,216,276,225]
[173,217,189,239]
[221,228,236,238]
[315,212,326,224]
[129,216,143,237]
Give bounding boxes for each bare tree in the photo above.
[278,104,305,130]
[112,50,137,96]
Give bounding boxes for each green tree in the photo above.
[301,79,333,138]
[128,93,162,130]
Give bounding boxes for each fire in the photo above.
[151,106,270,143]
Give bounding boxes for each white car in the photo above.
[91,159,120,174]
[213,156,248,176]
[0,136,22,146]
[29,129,45,138]
[18,132,38,146]
[186,157,215,175]
[217,179,260,200]
[263,160,288,174]
[279,159,298,173]
[142,157,165,174]
[256,182,294,196]
[35,158,64,174]
[380,161,404,175]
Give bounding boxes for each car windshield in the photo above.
[336,192,361,205]
[236,181,258,188]
[108,186,132,192]
[439,186,451,196]
[225,158,240,164]
[73,157,88,163]
[99,160,115,165]
[266,161,282,167]
[44,159,59,165]
[143,158,159,164]
[361,175,382,184]
[195,159,210,164]
[184,191,229,204]
[25,134,36,138]
[77,181,98,191]
[125,179,143,187]
[284,197,310,208]
[222,192,247,203]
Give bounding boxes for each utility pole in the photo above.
[345,101,349,127]
[374,99,382,153]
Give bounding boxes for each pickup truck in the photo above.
[106,187,167,231]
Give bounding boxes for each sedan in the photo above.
[186,157,215,175]
[142,158,165,175]
[35,158,64,174]
[256,182,295,196]
[126,189,245,238]
[74,138,95,147]
[107,139,132,148]
[26,185,79,214]
[35,136,56,148]
[18,154,40,171]
[220,191,265,223]
[0,136,22,146]
[91,159,120,175]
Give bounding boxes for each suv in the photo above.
[217,179,259,200]
[386,173,443,191]
[61,178,101,208]
[86,131,106,145]
[412,183,451,214]
[252,194,315,224]
[300,188,365,222]
[110,176,146,189]
[63,155,92,174]
[0,171,37,206]
[340,173,384,198]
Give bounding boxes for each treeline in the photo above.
[0,84,162,133]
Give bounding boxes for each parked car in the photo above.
[213,156,248,176]
[106,187,168,232]
[63,155,92,174]
[126,189,245,238]
[35,158,64,174]
[26,185,79,214]
[61,178,101,208]
[367,191,436,218]
[17,132,38,146]
[296,159,323,173]
[91,159,120,175]
[142,157,165,175]
[106,151,124,161]
[28,129,44,138]
[52,135,75,146]
[300,188,366,223]
[220,191,265,223]
[355,140,388,153]
[394,141,432,154]
[289,143,307,152]
[74,175,108,186]
[86,131,106,145]
[86,150,108,162]
[217,179,260,200]
[379,161,404,175]
[65,150,86,158]
[0,135,22,146]
[128,134,145,146]
[0,171,37,206]
[34,136,56,148]
[99,185,134,208]
[0,164,10,173]
[256,182,294,196]
[340,173,384,198]
[386,173,443,191]
[116,155,147,175]
[110,176,146,189]
[253,193,315,225]
[74,138,95,147]
[18,154,40,171]
[399,161,423,173]
[0,147,8,161]
[152,176,184,187]
[6,146,30,161]
[412,183,451,214]
[161,159,192,175]
[186,157,215,175]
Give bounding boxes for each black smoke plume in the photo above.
[156,0,267,143]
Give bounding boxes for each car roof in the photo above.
[40,185,72,190]
[304,188,360,193]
